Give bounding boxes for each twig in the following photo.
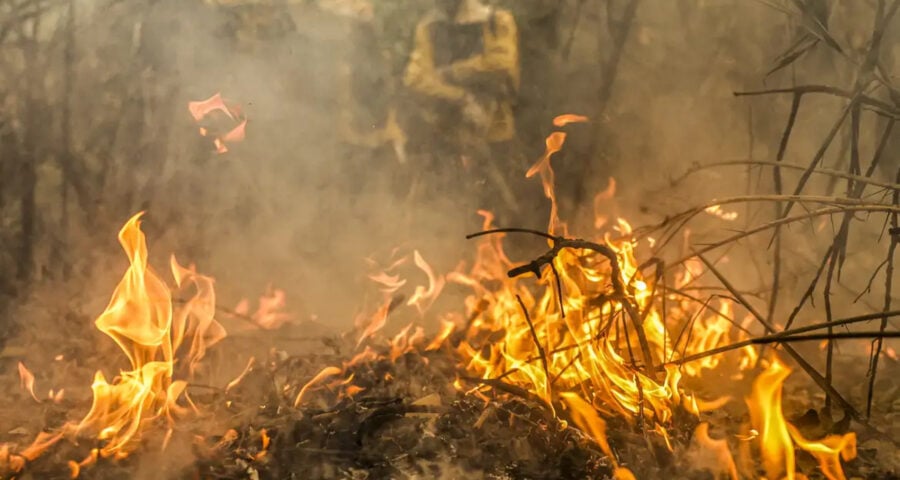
[752,331,900,344]
[662,309,900,368]
[657,205,900,272]
[670,159,900,192]
[459,375,554,414]
[734,85,898,118]
[516,294,551,400]
[767,93,801,326]
[867,167,899,418]
[785,246,832,330]
[695,253,879,437]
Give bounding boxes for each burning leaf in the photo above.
[17,362,39,403]
[188,92,234,122]
[188,92,247,154]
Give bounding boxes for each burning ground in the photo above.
[1,116,898,480]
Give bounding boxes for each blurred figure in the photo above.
[324,0,409,201]
[403,0,523,221]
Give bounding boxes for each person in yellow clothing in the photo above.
[403,0,523,217]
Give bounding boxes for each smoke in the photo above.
[0,0,893,359]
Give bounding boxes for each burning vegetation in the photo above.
[1,1,899,479]
[1,114,896,478]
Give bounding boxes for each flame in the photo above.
[425,318,457,351]
[188,92,233,122]
[357,298,392,347]
[691,423,738,480]
[252,287,291,329]
[747,358,857,480]
[406,250,445,314]
[293,366,343,407]
[526,131,567,234]
[552,114,589,127]
[747,357,795,480]
[225,357,256,392]
[705,205,739,221]
[426,115,764,465]
[593,177,617,229]
[188,92,247,154]
[66,212,226,461]
[17,362,39,403]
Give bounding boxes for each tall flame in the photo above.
[748,358,857,480]
[72,212,225,459]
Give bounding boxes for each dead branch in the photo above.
[670,160,900,192]
[695,253,884,439]
[752,331,900,344]
[662,309,900,368]
[468,228,657,376]
[734,85,899,118]
[516,294,551,399]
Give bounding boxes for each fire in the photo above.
[235,286,292,329]
[17,362,39,403]
[188,92,247,154]
[63,213,226,461]
[690,422,738,480]
[747,358,857,480]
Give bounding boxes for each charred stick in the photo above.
[663,309,900,367]
[752,331,900,344]
[459,375,554,414]
[550,261,566,318]
[517,294,551,399]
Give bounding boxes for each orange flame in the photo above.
[70,212,225,460]
[552,114,589,127]
[17,362,39,403]
[526,131,567,235]
[188,92,247,154]
[406,250,445,314]
[748,358,857,480]
[747,358,795,480]
[691,423,738,480]
[293,366,343,407]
